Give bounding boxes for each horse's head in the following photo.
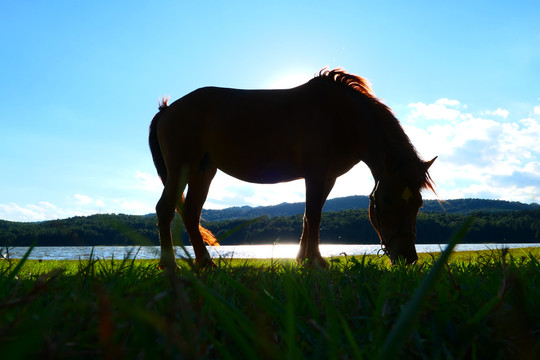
[369,157,436,264]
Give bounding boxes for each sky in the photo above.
[1,1,539,222]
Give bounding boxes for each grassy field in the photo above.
[1,245,539,359]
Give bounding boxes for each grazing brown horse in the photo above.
[149,68,436,269]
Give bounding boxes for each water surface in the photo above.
[3,243,539,261]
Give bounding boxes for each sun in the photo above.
[265,69,315,89]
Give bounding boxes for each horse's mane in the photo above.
[314,68,377,98]
[313,68,436,193]
[312,68,394,115]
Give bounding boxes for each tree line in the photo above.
[1,208,539,247]
[201,196,540,222]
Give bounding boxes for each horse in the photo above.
[149,68,436,269]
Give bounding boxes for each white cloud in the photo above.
[206,171,306,209]
[522,161,540,174]
[404,100,540,203]
[534,106,540,115]
[408,98,462,123]
[435,98,460,106]
[0,170,169,221]
[331,163,375,198]
[73,194,105,208]
[485,108,509,118]
[0,195,154,222]
[111,198,155,214]
[206,171,246,203]
[0,201,71,222]
[135,171,162,192]
[74,194,94,205]
[243,181,305,207]
[497,108,510,118]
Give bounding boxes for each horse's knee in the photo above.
[156,198,175,227]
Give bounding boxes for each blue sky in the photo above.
[1,1,539,222]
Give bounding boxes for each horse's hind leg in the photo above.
[180,165,218,268]
[156,167,187,270]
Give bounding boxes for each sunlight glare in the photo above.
[265,70,314,89]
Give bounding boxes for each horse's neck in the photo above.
[363,152,385,183]
[359,109,411,182]
[359,127,390,182]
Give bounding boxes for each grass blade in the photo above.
[1,243,35,285]
[379,216,474,360]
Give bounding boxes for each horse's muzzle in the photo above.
[387,233,418,265]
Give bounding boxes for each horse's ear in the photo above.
[424,156,437,171]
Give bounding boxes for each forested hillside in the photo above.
[1,196,539,247]
[201,196,539,221]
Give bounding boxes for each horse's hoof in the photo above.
[159,258,180,272]
[296,256,328,268]
[313,257,328,268]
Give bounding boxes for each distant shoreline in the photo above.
[4,243,539,261]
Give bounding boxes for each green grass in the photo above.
[1,245,539,359]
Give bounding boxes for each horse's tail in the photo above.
[149,97,169,185]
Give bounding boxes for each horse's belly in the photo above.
[217,161,303,184]
[206,133,306,183]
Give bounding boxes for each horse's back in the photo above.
[156,82,362,183]
[166,82,358,136]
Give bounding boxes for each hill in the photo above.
[1,197,539,247]
[201,196,540,222]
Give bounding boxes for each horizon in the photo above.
[3,195,539,224]
[1,1,539,222]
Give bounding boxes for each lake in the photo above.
[3,243,540,261]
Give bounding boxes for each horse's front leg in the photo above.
[297,215,309,261]
[296,176,335,267]
[298,211,327,268]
